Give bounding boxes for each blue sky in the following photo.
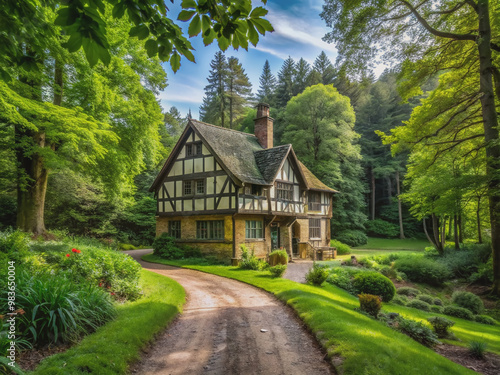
[157,0,387,118]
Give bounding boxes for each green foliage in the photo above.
[407,299,431,312]
[335,230,368,247]
[391,296,408,306]
[239,245,263,270]
[327,267,359,294]
[468,341,488,359]
[452,291,484,315]
[430,305,444,314]
[153,234,184,260]
[394,256,452,285]
[358,293,381,318]
[433,298,443,306]
[269,264,287,278]
[330,239,351,255]
[396,287,420,297]
[2,270,115,346]
[427,316,455,338]
[305,263,329,286]
[268,249,288,266]
[365,219,399,238]
[395,317,439,347]
[353,272,395,302]
[469,258,494,285]
[428,244,493,279]
[474,315,497,326]
[443,306,475,321]
[417,294,434,305]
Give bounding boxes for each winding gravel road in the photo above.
[125,249,332,375]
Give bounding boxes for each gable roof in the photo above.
[150,119,338,194]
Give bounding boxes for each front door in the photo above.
[271,225,280,250]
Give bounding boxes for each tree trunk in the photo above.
[477,196,483,244]
[441,216,447,250]
[477,0,500,295]
[458,213,463,243]
[454,214,459,249]
[386,175,392,204]
[431,213,444,254]
[396,171,405,239]
[423,217,437,248]
[448,216,453,240]
[371,167,375,221]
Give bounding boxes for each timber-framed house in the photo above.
[150,103,337,262]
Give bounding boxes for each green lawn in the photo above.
[32,270,185,375]
[355,237,430,251]
[142,254,499,375]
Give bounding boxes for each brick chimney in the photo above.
[254,103,273,149]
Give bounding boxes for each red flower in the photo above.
[110,292,115,296]
[66,254,70,257]
[99,283,102,287]
[76,249,81,253]
[72,248,77,252]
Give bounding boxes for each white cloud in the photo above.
[157,82,204,104]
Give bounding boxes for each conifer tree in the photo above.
[276,56,296,108]
[200,51,228,127]
[226,57,252,129]
[257,60,277,106]
[313,51,336,85]
[293,58,311,96]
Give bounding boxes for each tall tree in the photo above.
[293,58,312,96]
[200,51,228,127]
[283,84,366,234]
[321,0,500,295]
[276,57,296,108]
[312,51,336,85]
[226,57,252,129]
[257,60,277,106]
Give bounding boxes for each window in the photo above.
[186,144,193,156]
[183,180,192,195]
[309,192,321,211]
[196,142,203,155]
[168,221,181,239]
[186,142,202,157]
[244,185,263,196]
[276,182,293,201]
[309,218,321,239]
[245,220,263,239]
[197,221,224,239]
[183,179,205,196]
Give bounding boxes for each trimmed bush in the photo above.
[353,272,396,302]
[358,293,382,318]
[451,291,484,315]
[391,296,408,306]
[474,315,497,325]
[431,305,444,314]
[335,230,368,247]
[305,264,329,286]
[269,264,287,278]
[396,317,439,347]
[468,341,487,359]
[433,298,443,306]
[443,306,475,321]
[239,245,263,270]
[268,249,288,266]
[417,294,434,304]
[330,239,351,255]
[427,316,455,338]
[396,287,420,297]
[394,256,452,285]
[153,234,184,259]
[407,299,431,312]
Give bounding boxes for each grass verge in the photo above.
[354,237,429,251]
[32,269,185,375]
[142,254,483,375]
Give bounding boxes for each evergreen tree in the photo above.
[164,106,186,144]
[226,57,252,129]
[293,58,311,96]
[312,51,336,85]
[276,57,296,108]
[199,51,228,127]
[257,60,277,106]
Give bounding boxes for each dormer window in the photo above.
[186,142,203,157]
[276,182,293,201]
[309,192,321,211]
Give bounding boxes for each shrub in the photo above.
[443,306,475,320]
[330,239,351,255]
[269,264,287,278]
[379,265,398,279]
[394,256,452,285]
[305,264,329,286]
[427,316,455,338]
[335,230,368,247]
[365,219,399,238]
[327,267,357,294]
[468,341,487,359]
[239,245,263,270]
[433,298,443,306]
[469,258,493,285]
[396,287,420,297]
[407,299,431,312]
[396,317,439,347]
[268,249,288,266]
[153,234,184,259]
[433,244,492,279]
[452,291,484,315]
[358,294,382,318]
[417,294,434,304]
[391,295,408,306]
[474,315,497,325]
[353,272,396,302]
[183,246,202,258]
[431,305,444,313]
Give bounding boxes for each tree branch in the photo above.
[428,1,467,15]
[399,0,476,41]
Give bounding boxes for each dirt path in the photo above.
[126,249,332,375]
